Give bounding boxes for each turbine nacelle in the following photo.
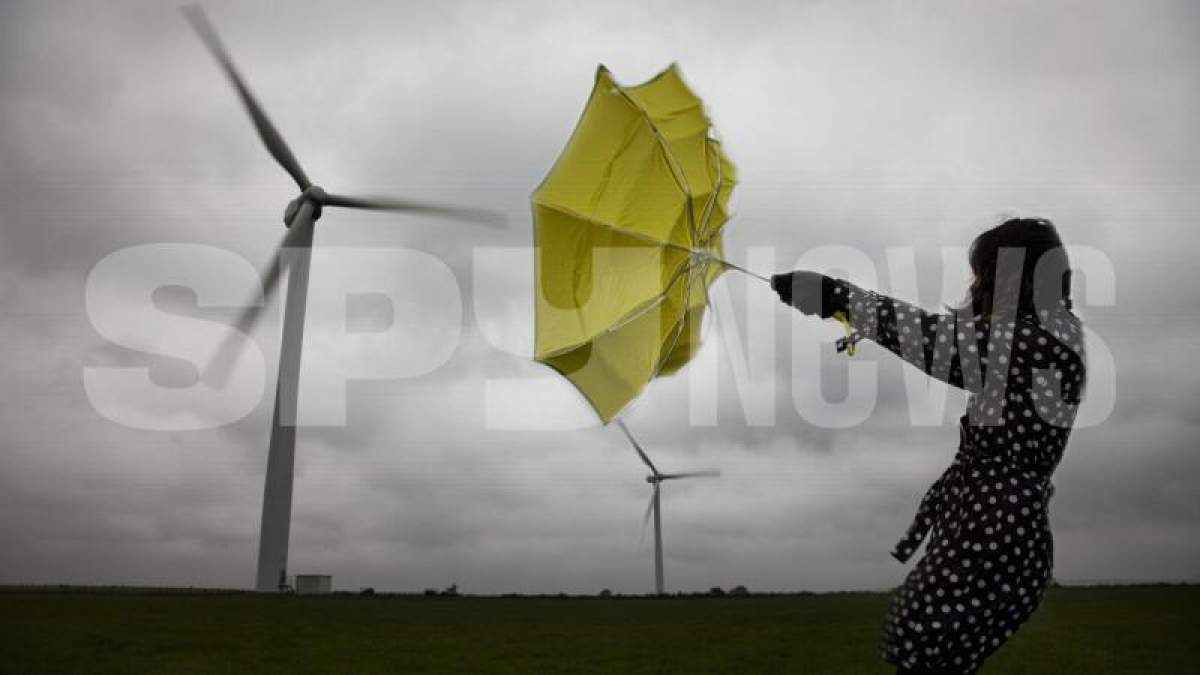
[284,186,327,226]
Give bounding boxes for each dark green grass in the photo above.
[1,586,1197,673]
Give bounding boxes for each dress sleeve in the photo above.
[832,279,984,392]
[1013,311,1088,422]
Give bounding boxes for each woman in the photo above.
[773,218,1086,674]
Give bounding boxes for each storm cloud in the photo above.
[1,0,1197,593]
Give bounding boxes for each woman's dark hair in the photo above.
[961,217,1072,318]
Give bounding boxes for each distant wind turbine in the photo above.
[617,420,720,596]
[183,6,505,592]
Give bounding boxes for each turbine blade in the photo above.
[641,492,654,541]
[658,470,722,481]
[323,193,506,228]
[183,5,311,190]
[203,225,305,388]
[616,419,660,476]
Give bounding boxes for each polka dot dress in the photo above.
[836,281,1087,674]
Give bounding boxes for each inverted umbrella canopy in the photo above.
[532,64,737,423]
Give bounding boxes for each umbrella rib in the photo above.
[600,282,677,336]
[611,66,719,246]
[534,259,692,361]
[532,200,697,256]
[697,140,724,243]
[650,307,690,377]
[648,258,701,378]
[696,143,718,242]
[700,144,739,243]
[608,84,699,244]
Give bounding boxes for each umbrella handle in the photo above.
[832,311,861,356]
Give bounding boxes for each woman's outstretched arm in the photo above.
[773,271,984,392]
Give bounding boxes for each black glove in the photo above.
[771,271,846,319]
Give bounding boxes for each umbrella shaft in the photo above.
[715,257,770,284]
[658,240,769,284]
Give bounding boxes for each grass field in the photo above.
[1,585,1197,673]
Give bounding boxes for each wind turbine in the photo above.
[183,6,504,592]
[616,421,719,596]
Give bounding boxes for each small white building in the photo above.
[294,574,332,595]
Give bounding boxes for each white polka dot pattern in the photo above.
[835,281,1087,674]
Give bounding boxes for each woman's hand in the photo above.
[771,270,842,318]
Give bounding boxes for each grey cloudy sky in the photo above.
[1,0,1197,593]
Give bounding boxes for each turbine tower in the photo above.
[183,6,503,591]
[617,421,719,596]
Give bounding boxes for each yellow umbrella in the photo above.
[531,64,746,423]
